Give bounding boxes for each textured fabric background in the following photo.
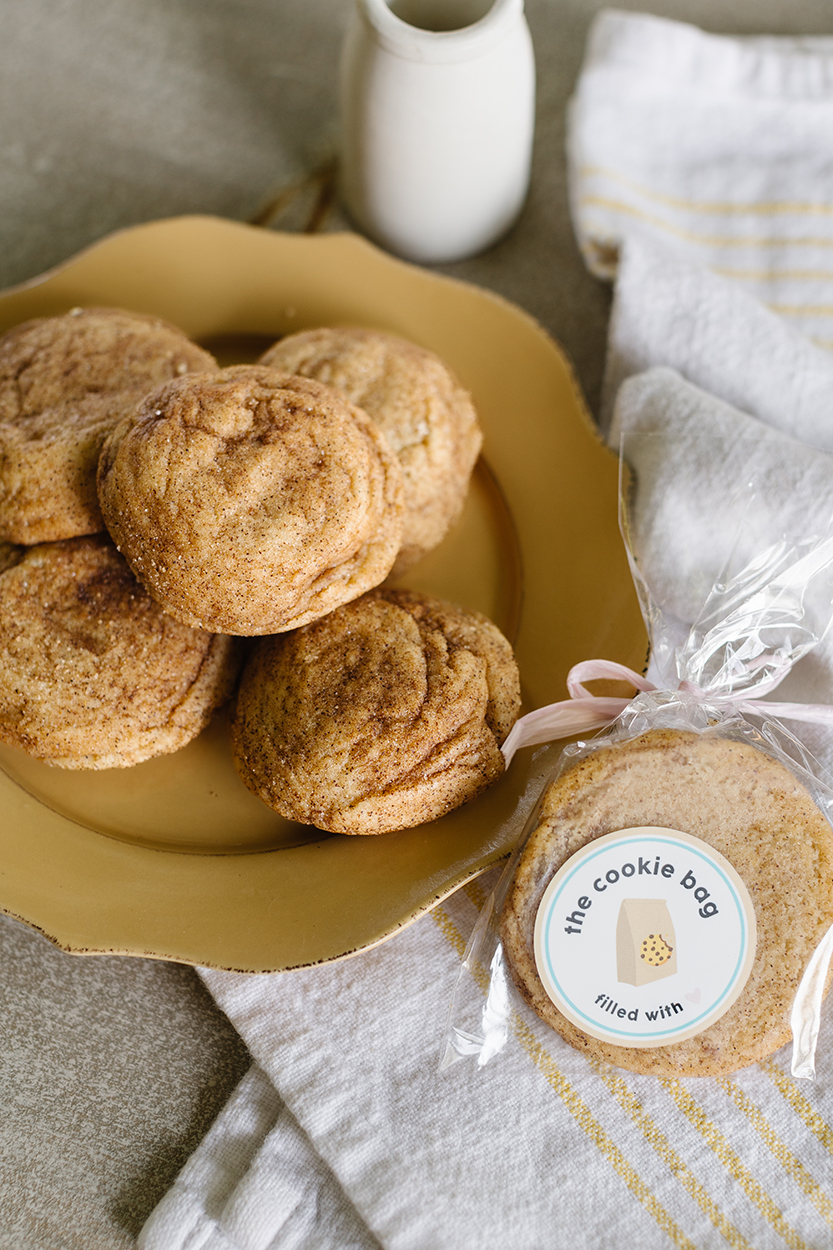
[2,1,833,1246]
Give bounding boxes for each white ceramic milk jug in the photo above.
[340,0,535,264]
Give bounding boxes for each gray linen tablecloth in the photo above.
[2,1,833,1246]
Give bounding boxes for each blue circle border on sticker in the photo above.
[534,828,757,1045]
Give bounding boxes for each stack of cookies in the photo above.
[0,307,520,833]
[0,307,238,770]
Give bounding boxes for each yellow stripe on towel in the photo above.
[447,879,833,1247]
[714,268,833,283]
[579,198,833,250]
[660,1080,811,1250]
[588,1061,753,1250]
[716,1078,833,1227]
[579,166,833,219]
[765,303,833,318]
[761,1059,833,1154]
[434,901,702,1250]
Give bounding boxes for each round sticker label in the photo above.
[533,827,757,1047]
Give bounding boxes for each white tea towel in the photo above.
[141,14,833,1250]
[140,1065,379,1250]
[602,241,833,777]
[614,365,833,630]
[600,236,833,440]
[568,10,833,348]
[142,869,833,1250]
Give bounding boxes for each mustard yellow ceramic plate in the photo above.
[0,216,645,970]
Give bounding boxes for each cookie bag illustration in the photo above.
[443,370,833,1080]
[616,899,676,985]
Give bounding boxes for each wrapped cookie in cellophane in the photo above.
[443,367,833,1081]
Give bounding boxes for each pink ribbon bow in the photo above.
[500,658,833,767]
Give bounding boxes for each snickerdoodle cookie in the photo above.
[0,536,240,768]
[230,587,520,835]
[97,365,405,635]
[0,307,217,544]
[501,728,833,1076]
[259,327,482,574]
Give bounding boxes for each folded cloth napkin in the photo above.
[141,14,833,1250]
[603,245,833,778]
[140,1065,380,1250]
[600,236,833,443]
[568,9,833,348]
[141,866,833,1250]
[614,363,833,628]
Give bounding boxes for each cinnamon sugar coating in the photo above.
[0,306,217,544]
[0,536,240,768]
[97,365,405,635]
[260,327,482,573]
[230,587,520,834]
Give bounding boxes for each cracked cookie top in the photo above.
[260,327,481,574]
[0,306,217,544]
[230,587,520,834]
[0,535,239,768]
[97,365,405,635]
